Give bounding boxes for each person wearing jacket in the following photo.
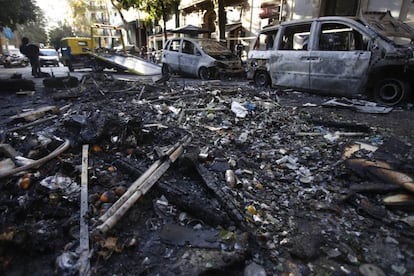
[19,37,41,77]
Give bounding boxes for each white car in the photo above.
[161,37,243,80]
[39,48,59,67]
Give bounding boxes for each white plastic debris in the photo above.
[40,174,80,199]
[231,101,248,118]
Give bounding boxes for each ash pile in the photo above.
[0,73,413,275]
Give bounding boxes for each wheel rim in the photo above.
[255,72,269,86]
[199,67,210,80]
[376,79,406,105]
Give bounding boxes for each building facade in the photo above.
[144,0,414,54]
[107,0,414,56]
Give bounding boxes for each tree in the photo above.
[0,0,38,53]
[0,0,37,29]
[217,0,226,42]
[110,0,132,43]
[67,0,90,36]
[49,24,74,50]
[15,7,48,46]
[114,0,179,41]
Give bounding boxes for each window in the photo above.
[182,40,195,55]
[254,28,278,50]
[168,40,180,52]
[279,23,311,50]
[321,0,358,16]
[318,23,369,51]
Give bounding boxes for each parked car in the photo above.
[161,37,243,80]
[39,48,59,67]
[247,11,414,106]
[3,48,29,68]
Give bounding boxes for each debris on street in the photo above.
[0,72,413,275]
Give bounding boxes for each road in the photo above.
[0,62,165,87]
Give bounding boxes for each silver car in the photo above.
[39,48,60,67]
[161,37,243,80]
[247,11,414,106]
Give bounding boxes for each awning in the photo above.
[225,23,242,33]
[169,25,213,35]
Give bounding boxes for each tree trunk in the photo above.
[162,1,168,42]
[110,0,132,44]
[218,0,226,42]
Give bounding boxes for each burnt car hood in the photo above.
[209,53,239,61]
[361,11,414,40]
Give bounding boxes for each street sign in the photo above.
[3,28,14,39]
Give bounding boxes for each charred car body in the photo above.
[247,11,414,106]
[3,48,29,68]
[161,37,243,80]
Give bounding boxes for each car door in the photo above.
[163,39,181,71]
[178,39,199,76]
[269,23,312,90]
[309,20,372,95]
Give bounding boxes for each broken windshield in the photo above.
[361,11,414,46]
[197,40,232,54]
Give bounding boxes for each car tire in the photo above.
[161,63,170,75]
[254,70,270,87]
[373,78,409,106]
[199,67,214,80]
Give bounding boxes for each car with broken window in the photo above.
[3,48,29,68]
[247,11,414,106]
[161,37,243,80]
[247,24,279,87]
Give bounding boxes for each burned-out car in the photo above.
[3,48,29,68]
[247,11,414,105]
[161,37,243,80]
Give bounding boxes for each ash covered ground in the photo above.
[0,71,414,275]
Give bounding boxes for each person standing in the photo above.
[19,37,41,77]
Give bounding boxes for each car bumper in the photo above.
[40,60,59,66]
[217,67,244,76]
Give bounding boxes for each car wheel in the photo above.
[161,63,170,75]
[254,70,270,87]
[373,78,409,106]
[199,67,214,80]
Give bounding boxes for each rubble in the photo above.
[0,72,413,275]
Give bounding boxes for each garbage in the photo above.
[0,72,413,275]
[322,98,393,114]
[231,101,248,118]
[383,193,414,207]
[40,174,80,200]
[93,137,189,235]
[160,223,220,249]
[0,138,70,178]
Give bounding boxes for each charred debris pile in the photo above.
[0,73,413,275]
